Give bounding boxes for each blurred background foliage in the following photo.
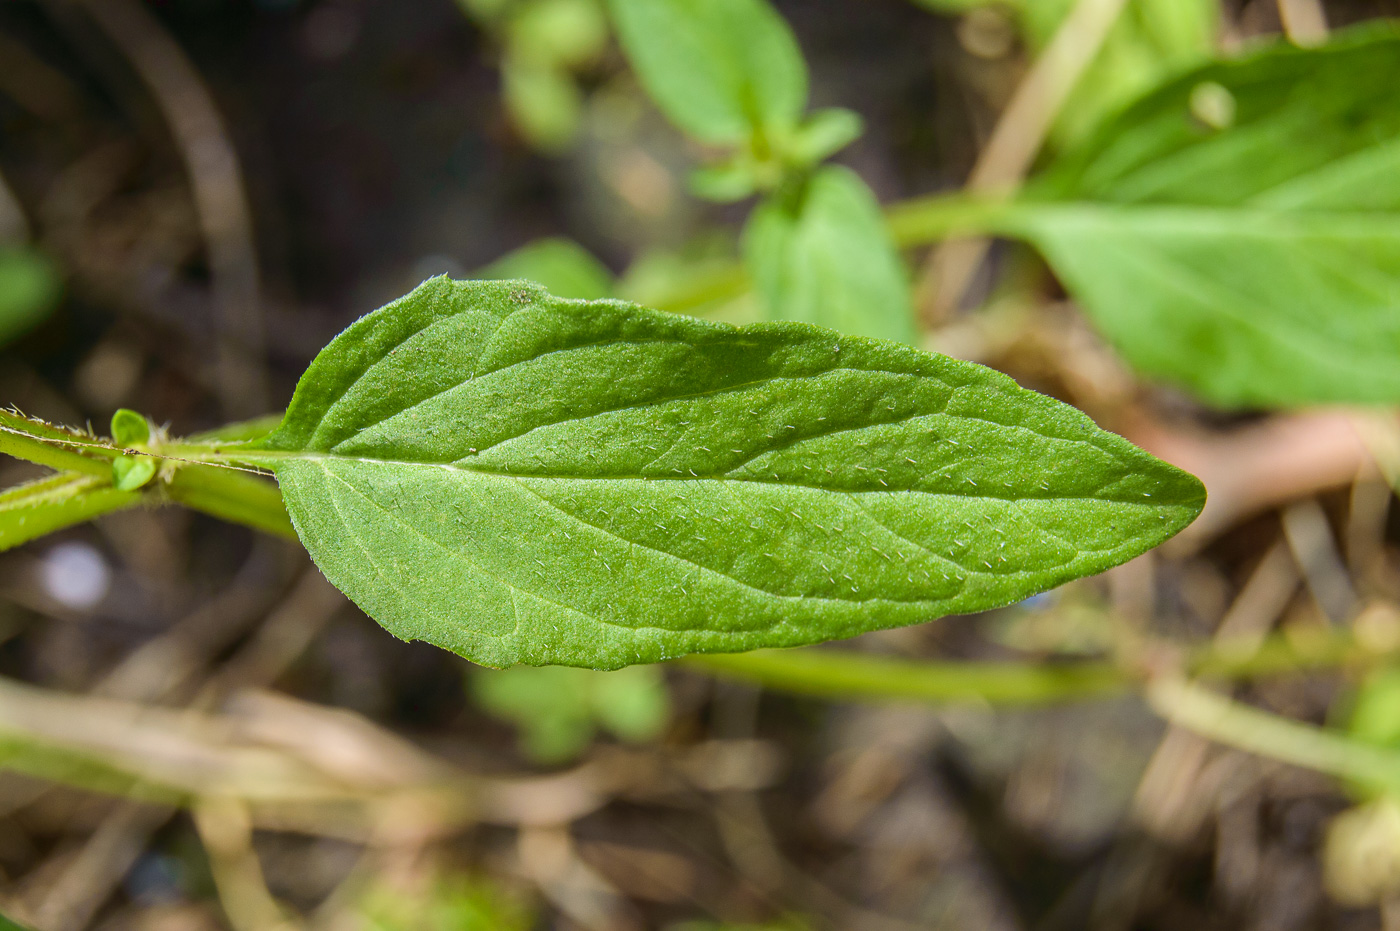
[2,0,1400,929]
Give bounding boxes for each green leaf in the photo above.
[0,472,140,553]
[0,908,36,931]
[477,238,614,300]
[744,166,916,343]
[509,0,609,69]
[501,55,583,152]
[110,455,157,491]
[353,872,534,931]
[110,408,150,447]
[1007,0,1217,149]
[241,277,1202,669]
[689,161,762,204]
[0,248,61,348]
[785,108,863,166]
[1055,0,1216,148]
[606,0,807,146]
[1015,25,1400,407]
[474,664,669,761]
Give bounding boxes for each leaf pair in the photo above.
[607,0,913,343]
[0,408,292,553]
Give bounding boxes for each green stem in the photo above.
[164,464,295,540]
[684,628,1400,707]
[1148,677,1400,792]
[0,412,116,477]
[886,193,1026,247]
[682,650,1130,705]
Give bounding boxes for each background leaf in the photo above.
[1020,0,1217,148]
[605,0,807,146]
[477,237,615,299]
[744,166,915,343]
[246,278,1202,668]
[473,664,669,762]
[1012,25,1400,407]
[0,249,60,349]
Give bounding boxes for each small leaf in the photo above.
[689,161,761,203]
[606,0,807,146]
[509,0,609,68]
[1015,25,1400,407]
[110,408,150,447]
[501,54,582,152]
[110,455,157,492]
[242,278,1202,669]
[785,108,863,166]
[744,166,915,343]
[473,664,669,762]
[353,871,534,930]
[0,473,140,553]
[478,238,614,300]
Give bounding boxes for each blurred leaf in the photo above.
[0,248,61,348]
[1013,25,1400,407]
[501,55,583,152]
[353,873,533,931]
[911,0,1216,149]
[616,245,754,320]
[0,908,36,931]
[907,0,988,11]
[457,0,512,21]
[460,0,608,152]
[1341,667,1400,801]
[1325,798,1400,906]
[689,160,762,203]
[1050,0,1217,149]
[510,0,609,67]
[241,277,1203,668]
[477,237,615,299]
[0,473,139,553]
[667,921,811,931]
[744,165,915,342]
[785,108,863,166]
[606,0,807,146]
[474,664,669,762]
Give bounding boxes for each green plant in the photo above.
[0,247,60,348]
[0,277,1201,667]
[5,9,1400,917]
[474,663,670,762]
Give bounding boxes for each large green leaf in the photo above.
[241,278,1202,669]
[1017,25,1400,407]
[605,0,807,146]
[744,166,915,343]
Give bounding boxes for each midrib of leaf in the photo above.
[1247,137,1400,210]
[243,448,1156,508]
